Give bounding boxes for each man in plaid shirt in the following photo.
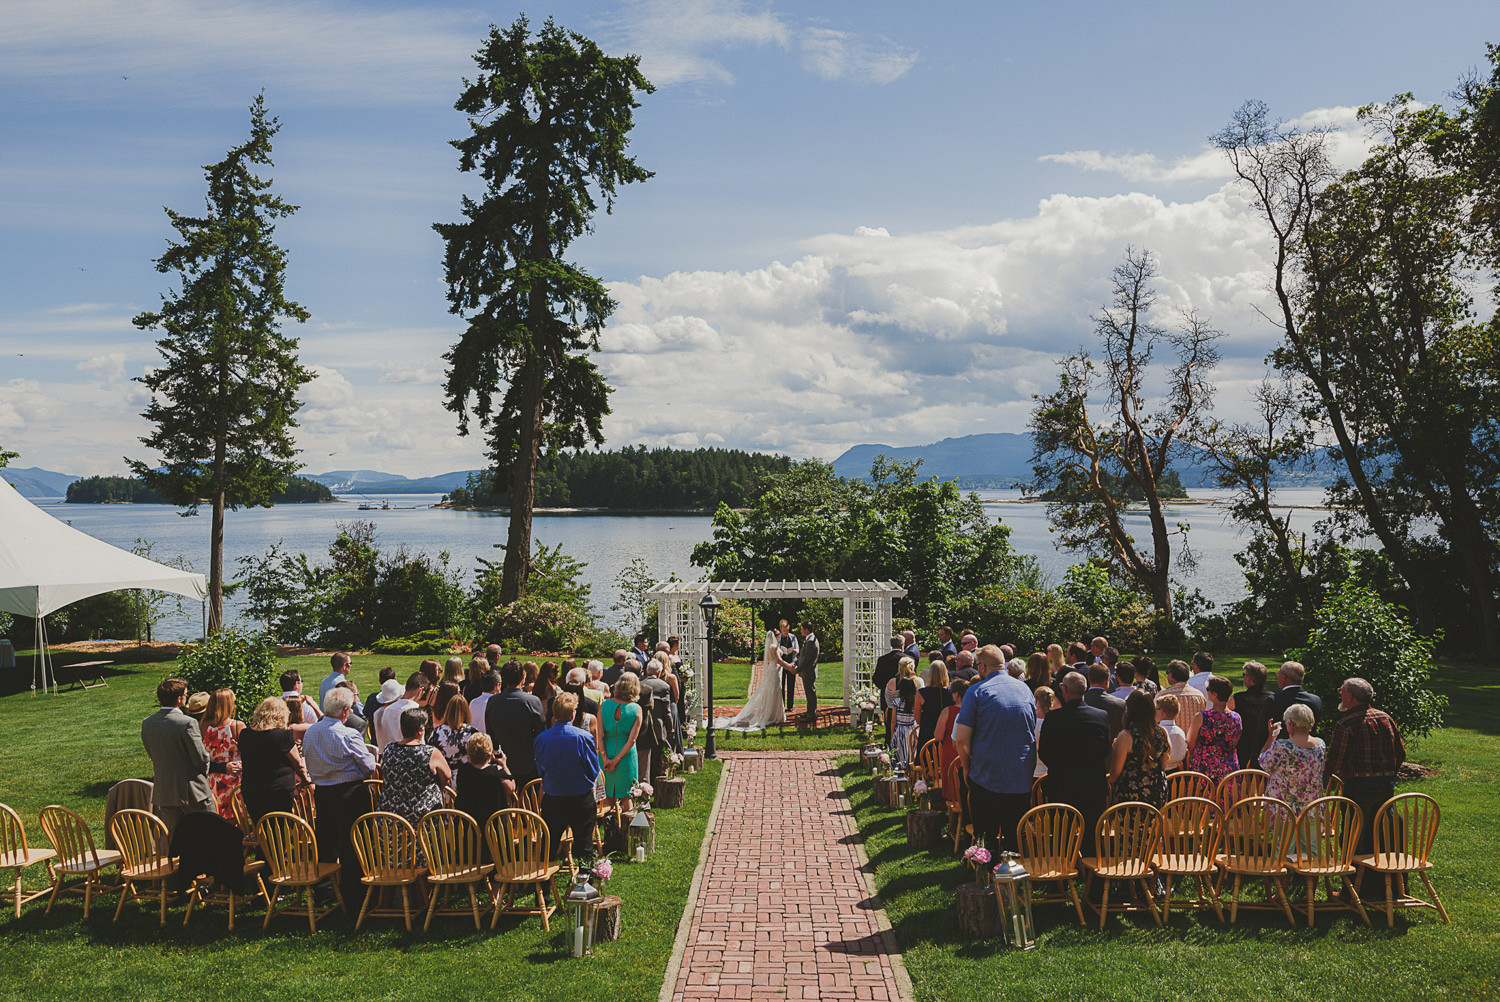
[1325,677,1406,891]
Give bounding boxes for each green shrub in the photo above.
[948,586,1091,655]
[1290,583,1447,739]
[370,630,462,655]
[174,628,278,702]
[488,596,595,653]
[799,598,844,660]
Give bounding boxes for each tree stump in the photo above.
[956,881,999,937]
[655,776,686,809]
[905,809,945,849]
[594,895,624,942]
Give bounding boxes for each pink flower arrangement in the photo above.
[963,845,991,866]
[594,858,614,881]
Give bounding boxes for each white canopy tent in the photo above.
[0,484,207,693]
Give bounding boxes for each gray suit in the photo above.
[140,706,214,833]
[797,632,820,717]
[1083,687,1127,741]
[636,676,674,780]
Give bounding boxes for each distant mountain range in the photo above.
[1,467,82,497]
[2,466,476,499]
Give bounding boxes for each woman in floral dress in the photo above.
[201,689,243,820]
[1187,676,1243,785]
[428,695,480,773]
[1257,702,1326,815]
[1108,689,1169,807]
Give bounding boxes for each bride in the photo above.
[722,629,788,729]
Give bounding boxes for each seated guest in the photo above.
[454,733,514,825]
[534,692,601,862]
[1257,702,1325,816]
[1155,694,1187,771]
[1187,676,1242,785]
[378,708,449,827]
[1032,686,1055,778]
[429,693,480,772]
[240,696,311,822]
[914,660,953,751]
[302,687,377,909]
[1107,690,1169,808]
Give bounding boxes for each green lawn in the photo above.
[843,665,1500,1002]
[0,654,723,1002]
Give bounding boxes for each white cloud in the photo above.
[800,27,915,85]
[378,367,444,385]
[604,0,790,86]
[76,352,127,384]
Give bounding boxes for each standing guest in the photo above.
[1229,661,1272,769]
[1084,665,1127,740]
[1324,677,1405,892]
[1045,644,1069,685]
[454,733,514,825]
[603,651,631,687]
[1160,660,1208,746]
[240,696,311,822]
[280,670,323,722]
[949,650,978,683]
[485,660,546,790]
[1258,703,1326,816]
[319,652,352,707]
[1067,641,1091,670]
[937,679,971,805]
[142,678,237,833]
[953,644,1037,854]
[885,657,917,721]
[601,674,643,811]
[561,669,607,802]
[654,652,683,750]
[485,644,504,671]
[630,632,653,670]
[429,694,480,772]
[374,674,424,752]
[585,660,611,700]
[520,661,539,693]
[363,667,398,729]
[565,666,601,716]
[442,656,465,688]
[1155,694,1188,772]
[302,687,378,910]
[1187,677,1243,785]
[1039,672,1111,854]
[432,680,462,727]
[958,632,979,660]
[915,660,953,750]
[667,636,683,671]
[1262,661,1323,739]
[185,691,211,723]
[416,659,442,714]
[1004,658,1026,680]
[1100,647,1124,689]
[636,660,674,779]
[1090,637,1109,663]
[796,622,821,720]
[336,680,366,735]
[201,689,244,820]
[534,692,601,862]
[888,675,918,768]
[1108,690,1170,808]
[1033,687,1056,779]
[1129,655,1160,696]
[378,708,449,829]
[533,661,562,717]
[1024,653,1050,692]
[938,625,959,660]
[1187,651,1215,697]
[462,656,488,701]
[469,670,501,737]
[902,630,920,661]
[283,697,315,744]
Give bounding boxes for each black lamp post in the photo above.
[699,592,721,759]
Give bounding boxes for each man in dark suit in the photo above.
[485,660,546,790]
[937,625,959,661]
[1083,664,1127,740]
[636,661,674,779]
[797,622,820,719]
[872,636,904,711]
[630,633,652,670]
[1262,661,1323,737]
[1039,672,1112,855]
[141,677,238,834]
[902,630,920,661]
[602,650,631,687]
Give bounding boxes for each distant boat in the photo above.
[357,499,391,510]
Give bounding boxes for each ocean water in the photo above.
[27,488,1337,641]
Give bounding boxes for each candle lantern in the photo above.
[628,809,655,860]
[991,852,1036,950]
[564,869,603,957]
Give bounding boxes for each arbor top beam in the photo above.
[644,580,907,600]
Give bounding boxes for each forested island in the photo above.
[442,445,794,511]
[66,474,336,504]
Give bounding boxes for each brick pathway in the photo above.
[664,752,909,1002]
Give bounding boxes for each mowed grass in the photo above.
[0,653,723,1002]
[842,663,1500,1002]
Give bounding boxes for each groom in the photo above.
[796,622,819,720]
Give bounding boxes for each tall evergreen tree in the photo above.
[435,16,653,605]
[131,95,312,633]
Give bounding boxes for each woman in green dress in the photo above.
[601,673,644,812]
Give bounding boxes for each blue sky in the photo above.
[2,0,1495,477]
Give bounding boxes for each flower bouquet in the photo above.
[962,845,991,888]
[665,750,685,779]
[912,778,930,811]
[630,781,654,809]
[592,857,614,884]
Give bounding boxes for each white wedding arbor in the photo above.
[644,580,907,719]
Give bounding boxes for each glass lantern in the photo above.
[564,869,603,957]
[628,809,655,862]
[992,852,1036,950]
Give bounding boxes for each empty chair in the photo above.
[1015,803,1085,927]
[1288,796,1369,926]
[1354,792,1449,927]
[1029,775,1049,809]
[914,740,941,794]
[1080,802,1162,929]
[292,784,317,824]
[39,805,122,918]
[1214,796,1296,923]
[363,778,384,813]
[0,803,55,918]
[1152,797,1224,922]
[229,789,259,855]
[1323,774,1344,798]
[485,809,560,930]
[350,812,427,931]
[109,809,180,926]
[1164,771,1214,804]
[517,779,544,816]
[1215,769,1270,813]
[418,809,495,931]
[944,758,971,853]
[255,811,345,931]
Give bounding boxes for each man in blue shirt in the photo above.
[953,644,1036,856]
[318,652,351,707]
[303,687,378,906]
[533,691,601,861]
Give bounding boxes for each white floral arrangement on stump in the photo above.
[630,781,654,809]
[664,750,684,779]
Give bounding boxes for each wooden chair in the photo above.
[38,804,122,918]
[292,784,317,824]
[1215,769,1270,813]
[183,860,268,932]
[1152,797,1224,922]
[441,785,458,810]
[518,779,544,816]
[914,740,941,795]
[363,778,384,813]
[350,812,427,931]
[943,758,972,853]
[1354,791,1449,927]
[418,809,495,931]
[1015,803,1085,927]
[229,789,260,854]
[1029,775,1049,809]
[1164,771,1214,804]
[484,809,560,930]
[0,803,55,918]
[255,811,345,931]
[1323,774,1344,798]
[1214,796,1296,923]
[517,778,576,870]
[1288,796,1369,926]
[1080,802,1162,929]
[108,809,180,926]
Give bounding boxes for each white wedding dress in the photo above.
[723,631,787,729]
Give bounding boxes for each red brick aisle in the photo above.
[664,752,910,1002]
